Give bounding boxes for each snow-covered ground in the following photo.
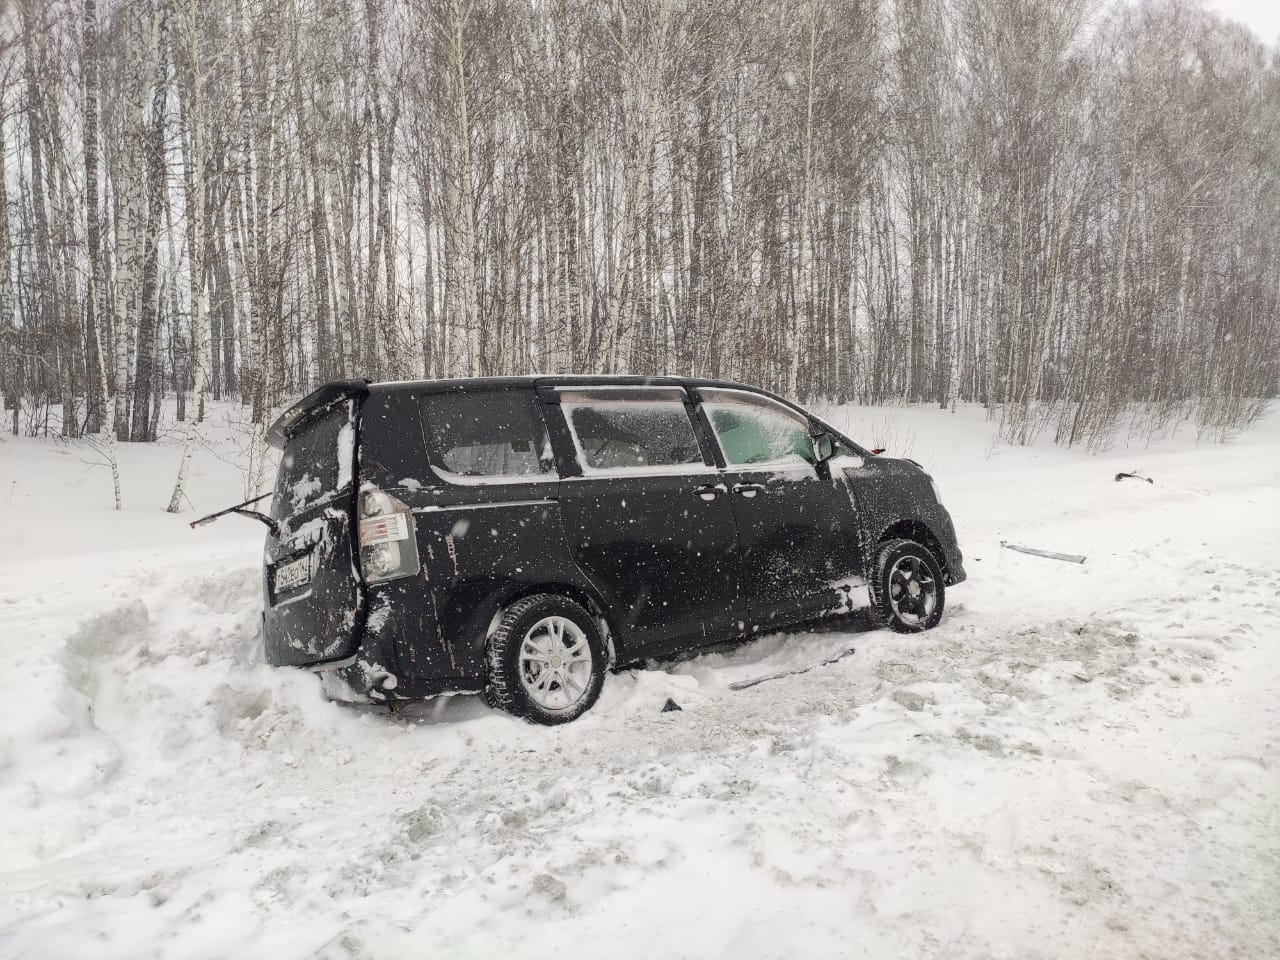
[1,402,1277,960]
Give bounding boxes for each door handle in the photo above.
[694,483,727,501]
[732,482,765,498]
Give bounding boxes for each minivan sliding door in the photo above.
[548,386,744,659]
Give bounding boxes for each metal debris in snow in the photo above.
[1115,471,1154,484]
[729,646,857,691]
[1001,541,1086,564]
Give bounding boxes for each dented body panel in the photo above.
[261,376,966,704]
[837,455,966,584]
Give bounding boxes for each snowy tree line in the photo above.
[0,0,1277,457]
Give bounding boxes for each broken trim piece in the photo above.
[1000,541,1085,564]
[729,645,857,691]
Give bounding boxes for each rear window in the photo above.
[271,401,354,520]
[422,389,554,481]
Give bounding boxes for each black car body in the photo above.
[261,376,965,722]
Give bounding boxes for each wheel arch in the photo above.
[875,519,949,578]
[480,581,619,665]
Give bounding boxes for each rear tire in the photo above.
[869,539,946,633]
[485,594,606,725]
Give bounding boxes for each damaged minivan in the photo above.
[226,377,964,724]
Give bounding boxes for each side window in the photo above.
[422,389,554,481]
[700,390,815,468]
[559,388,705,473]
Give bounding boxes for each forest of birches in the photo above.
[1,0,1278,494]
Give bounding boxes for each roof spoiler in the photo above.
[265,379,369,448]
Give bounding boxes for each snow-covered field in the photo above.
[1,402,1277,960]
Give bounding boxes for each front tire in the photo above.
[485,594,606,725]
[869,539,946,633]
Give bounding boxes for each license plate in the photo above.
[274,554,312,594]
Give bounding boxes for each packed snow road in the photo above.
[1,404,1277,959]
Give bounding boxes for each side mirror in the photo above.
[812,432,835,463]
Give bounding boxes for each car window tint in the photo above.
[701,391,814,467]
[561,395,703,472]
[423,389,554,479]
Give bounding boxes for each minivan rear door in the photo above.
[262,397,362,667]
[548,385,744,658]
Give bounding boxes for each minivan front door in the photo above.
[696,388,863,631]
[548,386,744,658]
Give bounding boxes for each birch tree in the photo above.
[167,0,213,511]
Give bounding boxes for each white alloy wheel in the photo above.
[517,615,595,712]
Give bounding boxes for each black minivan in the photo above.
[256,376,964,724]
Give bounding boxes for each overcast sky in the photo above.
[1203,0,1280,44]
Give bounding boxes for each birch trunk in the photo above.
[82,0,121,505]
[789,0,820,400]
[169,0,210,512]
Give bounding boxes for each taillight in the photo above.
[358,486,420,584]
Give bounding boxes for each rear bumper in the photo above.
[314,650,484,703]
